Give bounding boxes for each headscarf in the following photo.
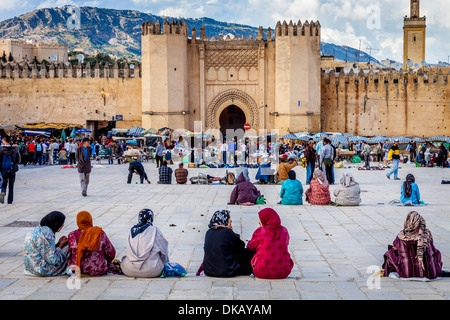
[288,170,296,180]
[403,174,415,198]
[313,169,326,184]
[313,169,329,190]
[131,209,154,238]
[397,211,432,270]
[76,211,103,268]
[40,211,65,234]
[208,210,230,229]
[340,172,358,187]
[258,208,282,240]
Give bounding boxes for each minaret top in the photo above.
[411,0,419,18]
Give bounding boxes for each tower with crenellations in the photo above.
[141,19,190,131]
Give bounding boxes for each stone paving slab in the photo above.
[0,161,448,301]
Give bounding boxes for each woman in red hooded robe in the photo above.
[247,208,294,279]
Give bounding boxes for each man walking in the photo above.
[0,135,21,204]
[75,138,92,197]
[386,139,401,180]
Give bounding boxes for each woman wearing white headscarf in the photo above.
[333,172,361,206]
[121,209,169,278]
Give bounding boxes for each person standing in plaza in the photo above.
[320,138,334,184]
[68,140,77,165]
[386,139,401,180]
[20,140,29,166]
[28,140,35,165]
[155,141,164,168]
[35,139,43,165]
[220,141,228,165]
[0,135,21,204]
[315,138,323,165]
[115,142,124,165]
[42,139,48,165]
[363,142,371,168]
[382,139,390,167]
[75,137,92,197]
[48,140,54,165]
[52,140,60,165]
[304,139,316,184]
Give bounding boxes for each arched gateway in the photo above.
[206,89,259,132]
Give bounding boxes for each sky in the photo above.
[0,0,449,64]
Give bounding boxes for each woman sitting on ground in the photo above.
[247,208,294,279]
[333,172,361,206]
[305,169,332,205]
[279,170,303,205]
[228,172,261,206]
[200,210,253,277]
[382,211,442,280]
[24,211,70,276]
[68,211,120,276]
[401,173,421,205]
[121,209,169,278]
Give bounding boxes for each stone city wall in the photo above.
[320,68,450,137]
[0,61,142,129]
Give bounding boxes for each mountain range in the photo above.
[0,6,380,64]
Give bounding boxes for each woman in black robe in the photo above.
[200,210,253,277]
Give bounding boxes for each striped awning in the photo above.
[127,127,145,136]
[330,135,349,146]
[368,136,389,144]
[281,134,299,140]
[426,136,449,142]
[348,136,370,143]
[22,130,51,137]
[390,137,411,144]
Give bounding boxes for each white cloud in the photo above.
[37,0,76,9]
[0,0,29,10]
[0,0,448,63]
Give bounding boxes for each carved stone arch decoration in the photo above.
[206,89,259,129]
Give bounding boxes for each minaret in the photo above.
[403,0,426,69]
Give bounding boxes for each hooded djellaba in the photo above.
[228,172,261,205]
[333,172,361,206]
[121,209,170,278]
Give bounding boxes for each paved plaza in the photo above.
[0,160,449,300]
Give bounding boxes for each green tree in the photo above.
[1,51,6,63]
[7,52,13,62]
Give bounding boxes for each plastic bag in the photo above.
[160,262,187,278]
